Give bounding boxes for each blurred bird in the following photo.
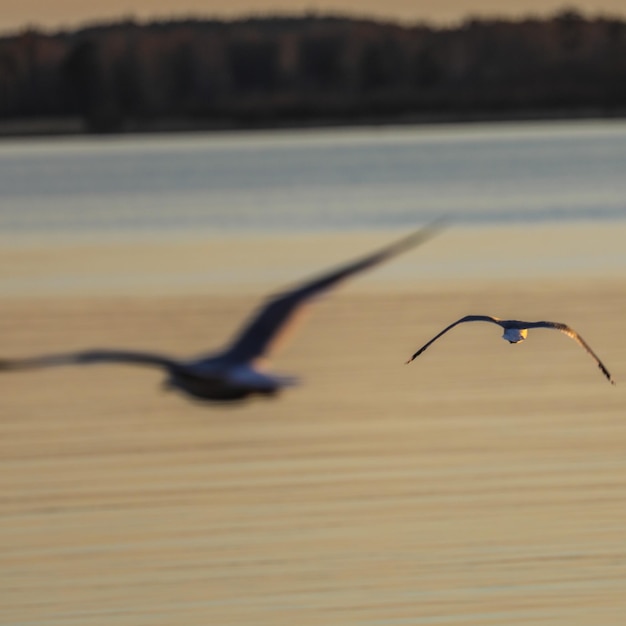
[406,315,615,385]
[0,223,443,402]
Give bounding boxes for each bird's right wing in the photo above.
[526,321,615,385]
[212,222,445,365]
[406,315,501,363]
[0,349,179,372]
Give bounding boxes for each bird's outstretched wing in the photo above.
[406,315,502,363]
[0,349,179,372]
[214,222,445,365]
[525,321,615,384]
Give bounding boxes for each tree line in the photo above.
[1,9,625,133]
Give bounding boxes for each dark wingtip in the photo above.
[599,363,616,385]
[377,218,448,262]
[402,218,448,249]
[406,343,428,363]
[604,374,615,386]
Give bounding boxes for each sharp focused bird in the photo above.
[0,223,443,402]
[406,315,615,385]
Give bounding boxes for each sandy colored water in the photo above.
[1,222,626,297]
[1,228,626,625]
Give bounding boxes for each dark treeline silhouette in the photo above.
[1,10,626,133]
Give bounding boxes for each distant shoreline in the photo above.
[1,107,626,139]
[3,13,626,137]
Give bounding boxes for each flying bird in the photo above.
[0,223,442,402]
[406,315,615,385]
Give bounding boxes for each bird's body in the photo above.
[0,223,442,403]
[164,358,299,401]
[502,326,528,343]
[407,314,615,385]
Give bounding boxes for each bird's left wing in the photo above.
[211,222,445,365]
[0,349,179,372]
[406,315,501,363]
[526,321,615,384]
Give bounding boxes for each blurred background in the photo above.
[2,2,626,625]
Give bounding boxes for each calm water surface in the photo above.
[1,120,626,235]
